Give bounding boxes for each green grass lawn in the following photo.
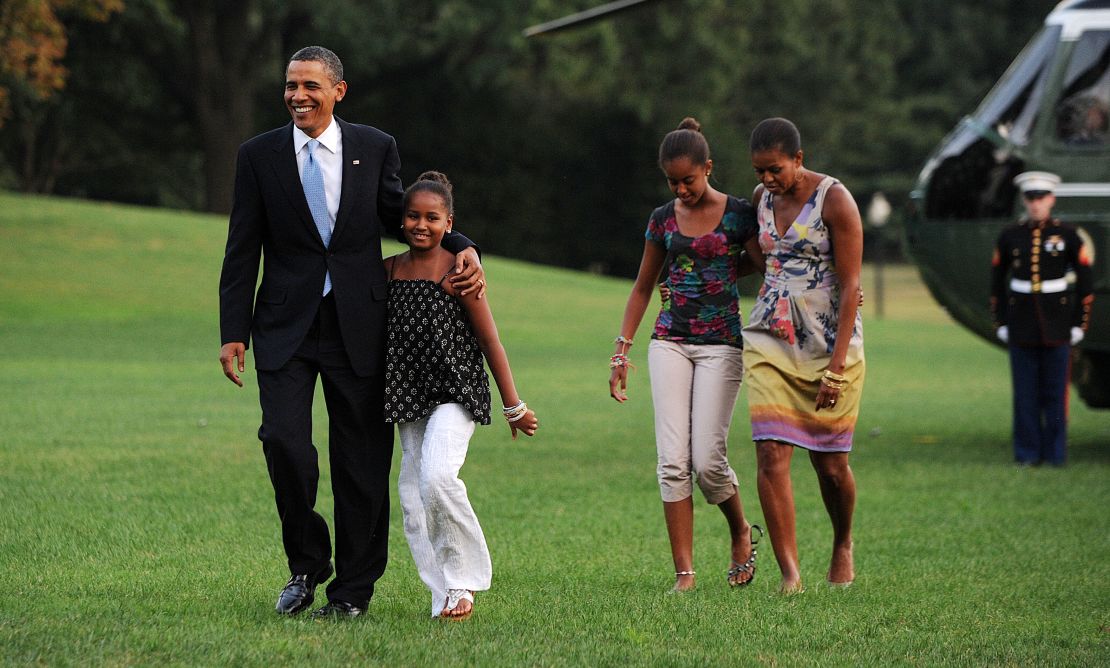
[0,192,1107,666]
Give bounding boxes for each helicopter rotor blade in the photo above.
[523,0,664,38]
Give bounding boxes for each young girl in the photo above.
[384,171,539,621]
[609,118,762,593]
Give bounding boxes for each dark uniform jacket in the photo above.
[990,217,1094,347]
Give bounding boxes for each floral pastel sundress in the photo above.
[741,176,865,452]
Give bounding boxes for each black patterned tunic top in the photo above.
[383,279,491,425]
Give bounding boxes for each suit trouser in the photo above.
[1009,343,1070,466]
[256,294,394,608]
[397,403,492,617]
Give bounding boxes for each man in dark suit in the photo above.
[991,171,1093,467]
[219,46,484,618]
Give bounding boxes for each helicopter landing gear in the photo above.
[1074,349,1110,408]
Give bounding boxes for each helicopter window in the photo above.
[1056,30,1110,146]
[921,27,1061,221]
[973,25,1061,146]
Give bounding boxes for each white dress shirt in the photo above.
[294,118,343,232]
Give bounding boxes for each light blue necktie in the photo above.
[302,139,332,296]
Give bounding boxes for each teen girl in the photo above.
[609,118,762,592]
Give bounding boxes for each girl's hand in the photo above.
[509,409,538,439]
[609,366,628,402]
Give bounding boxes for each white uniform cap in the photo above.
[1013,171,1061,194]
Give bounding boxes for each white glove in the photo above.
[1071,327,1085,346]
[996,326,1009,344]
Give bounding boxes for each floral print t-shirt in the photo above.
[646,195,757,347]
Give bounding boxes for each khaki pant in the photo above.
[648,339,742,504]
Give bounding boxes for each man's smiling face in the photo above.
[284,59,346,138]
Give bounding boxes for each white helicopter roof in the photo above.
[1049,1,1110,39]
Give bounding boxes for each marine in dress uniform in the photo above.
[990,171,1094,466]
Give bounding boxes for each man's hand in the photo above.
[996,326,1009,344]
[449,247,486,299]
[220,342,246,387]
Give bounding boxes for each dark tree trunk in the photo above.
[18,115,38,192]
[14,101,66,194]
[179,0,282,213]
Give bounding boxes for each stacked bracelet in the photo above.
[821,370,848,391]
[503,401,528,422]
[610,353,634,370]
[611,335,636,370]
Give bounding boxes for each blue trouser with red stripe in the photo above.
[1008,344,1070,466]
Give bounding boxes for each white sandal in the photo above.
[442,589,474,621]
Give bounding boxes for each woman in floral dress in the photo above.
[609,118,763,592]
[742,118,865,594]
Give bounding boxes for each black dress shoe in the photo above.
[311,600,364,619]
[275,562,334,615]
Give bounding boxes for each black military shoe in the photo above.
[275,562,334,615]
[311,600,364,619]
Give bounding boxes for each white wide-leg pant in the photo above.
[397,403,492,617]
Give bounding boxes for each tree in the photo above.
[141,0,309,212]
[0,0,121,191]
[0,0,1063,274]
[0,0,122,126]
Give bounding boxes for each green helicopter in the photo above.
[908,0,1110,407]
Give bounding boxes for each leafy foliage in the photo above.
[0,0,1059,274]
[0,0,122,125]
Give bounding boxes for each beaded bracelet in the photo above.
[610,353,635,370]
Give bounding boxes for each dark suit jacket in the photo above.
[219,117,471,376]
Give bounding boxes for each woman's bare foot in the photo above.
[727,523,756,586]
[778,579,805,595]
[671,572,696,593]
[827,541,854,585]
